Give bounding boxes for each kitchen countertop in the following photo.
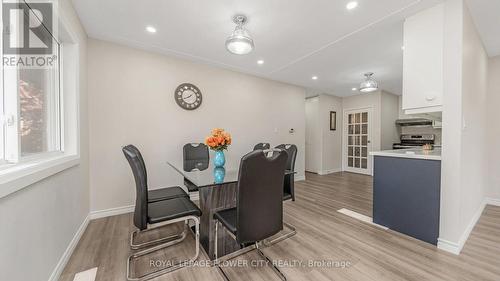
[370,148,441,161]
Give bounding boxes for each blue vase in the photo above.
[214,167,226,184]
[213,150,226,168]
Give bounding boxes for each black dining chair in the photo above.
[183,143,209,192]
[275,144,297,201]
[124,145,189,205]
[123,145,201,281]
[213,149,289,281]
[253,142,270,151]
[263,144,298,246]
[123,145,189,250]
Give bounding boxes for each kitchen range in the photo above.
[392,134,436,150]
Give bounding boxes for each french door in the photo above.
[343,108,372,175]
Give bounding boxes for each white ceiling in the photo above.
[465,0,500,58]
[72,0,496,97]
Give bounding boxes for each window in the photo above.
[1,2,62,166]
[0,1,80,198]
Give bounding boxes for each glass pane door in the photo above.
[345,109,371,174]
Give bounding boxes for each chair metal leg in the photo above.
[256,242,287,281]
[215,220,218,261]
[213,221,255,264]
[130,220,188,250]
[262,221,297,247]
[127,216,200,281]
[213,221,287,281]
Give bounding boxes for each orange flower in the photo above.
[205,128,231,151]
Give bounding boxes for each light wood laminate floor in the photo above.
[60,172,500,281]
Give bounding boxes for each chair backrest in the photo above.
[236,149,288,244]
[275,144,298,199]
[183,143,209,162]
[253,143,270,151]
[122,145,148,230]
[275,144,297,171]
[183,143,209,171]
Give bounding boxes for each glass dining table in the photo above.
[168,159,240,188]
[167,158,295,260]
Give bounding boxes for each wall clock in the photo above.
[174,83,202,110]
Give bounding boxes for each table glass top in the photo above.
[167,159,294,188]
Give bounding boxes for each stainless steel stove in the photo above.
[392,134,435,150]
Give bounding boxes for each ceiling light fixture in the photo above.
[359,72,379,93]
[346,1,359,10]
[226,15,254,55]
[352,87,358,91]
[145,26,157,33]
[257,60,264,65]
[312,76,318,80]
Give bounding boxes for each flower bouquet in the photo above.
[205,128,232,167]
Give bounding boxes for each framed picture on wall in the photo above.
[330,111,337,131]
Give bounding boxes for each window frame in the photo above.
[0,5,81,198]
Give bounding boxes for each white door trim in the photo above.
[342,107,373,175]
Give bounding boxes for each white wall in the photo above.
[305,97,321,173]
[458,2,489,236]
[380,92,400,150]
[439,0,489,253]
[487,56,500,200]
[88,39,306,212]
[318,94,343,174]
[0,1,89,280]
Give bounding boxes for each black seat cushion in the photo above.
[184,179,199,192]
[283,192,293,201]
[148,186,188,203]
[148,197,201,224]
[214,208,237,234]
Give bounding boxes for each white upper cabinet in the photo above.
[402,4,444,114]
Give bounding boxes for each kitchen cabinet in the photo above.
[402,4,444,114]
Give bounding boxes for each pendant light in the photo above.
[225,15,254,55]
[359,72,379,93]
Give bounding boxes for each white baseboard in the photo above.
[437,238,461,255]
[48,215,90,281]
[485,197,500,206]
[438,197,490,255]
[295,175,306,181]
[318,168,341,176]
[89,205,134,220]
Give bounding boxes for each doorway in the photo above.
[343,108,372,175]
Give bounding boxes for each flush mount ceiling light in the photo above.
[225,15,254,55]
[346,1,359,10]
[359,72,379,93]
[312,76,318,80]
[145,25,157,33]
[257,59,264,65]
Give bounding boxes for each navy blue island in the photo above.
[371,148,441,245]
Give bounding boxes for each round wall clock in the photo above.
[174,83,202,110]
